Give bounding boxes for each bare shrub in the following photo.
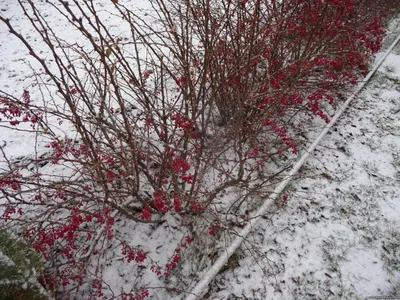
[0,0,396,297]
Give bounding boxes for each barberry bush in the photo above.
[0,0,397,298]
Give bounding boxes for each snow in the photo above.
[379,52,400,78]
[203,19,400,300]
[0,1,400,300]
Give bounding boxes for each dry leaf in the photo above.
[105,48,112,57]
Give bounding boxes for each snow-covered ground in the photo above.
[204,22,400,300]
[0,1,399,300]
